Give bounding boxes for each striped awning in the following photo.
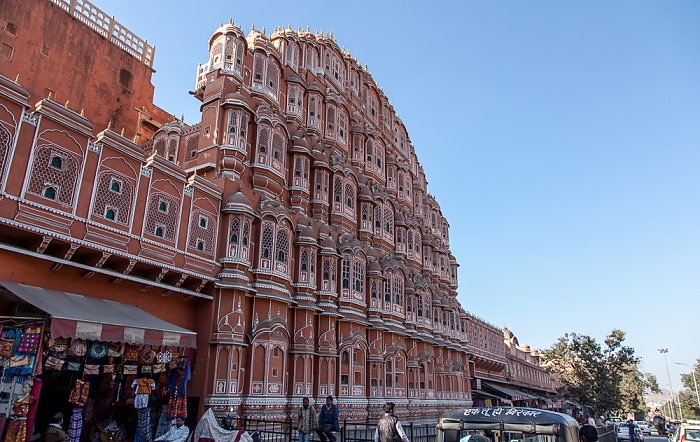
[1,281,196,348]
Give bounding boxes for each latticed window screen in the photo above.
[0,124,10,177]
[27,145,79,206]
[326,105,336,139]
[341,256,350,290]
[153,138,166,156]
[275,227,289,263]
[92,172,133,224]
[394,275,403,305]
[266,62,279,94]
[353,260,364,294]
[257,126,270,153]
[253,53,265,84]
[300,249,308,272]
[384,207,393,234]
[333,177,342,203]
[261,223,274,260]
[271,129,285,165]
[230,216,240,244]
[384,272,392,303]
[188,208,215,254]
[210,42,223,67]
[167,138,177,161]
[145,192,179,241]
[344,183,354,210]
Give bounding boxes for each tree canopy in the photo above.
[541,329,642,415]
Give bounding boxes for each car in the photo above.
[636,421,651,435]
[668,425,700,442]
[618,422,644,442]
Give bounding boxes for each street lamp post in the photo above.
[660,349,684,420]
[676,362,700,410]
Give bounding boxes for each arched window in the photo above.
[110,181,121,193]
[50,156,62,169]
[44,187,56,200]
[155,226,164,237]
[105,208,115,220]
[197,241,204,251]
[159,201,168,212]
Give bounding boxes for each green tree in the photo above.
[541,329,639,414]
[644,373,661,394]
[678,358,700,420]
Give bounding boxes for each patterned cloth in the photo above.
[166,395,187,419]
[192,409,253,442]
[138,407,153,442]
[155,405,171,439]
[69,407,83,442]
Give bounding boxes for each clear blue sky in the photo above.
[101,0,700,393]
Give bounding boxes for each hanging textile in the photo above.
[68,407,83,442]
[138,408,153,442]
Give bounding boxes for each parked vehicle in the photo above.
[636,422,651,435]
[668,424,700,442]
[436,407,580,442]
[618,422,644,442]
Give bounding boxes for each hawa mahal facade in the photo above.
[0,0,555,422]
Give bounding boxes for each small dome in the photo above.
[319,223,332,237]
[394,211,406,225]
[368,260,382,273]
[321,236,336,249]
[299,225,316,240]
[224,191,254,214]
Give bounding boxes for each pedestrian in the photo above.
[579,425,599,442]
[626,419,637,442]
[42,412,69,442]
[585,414,595,427]
[374,402,410,442]
[298,397,318,442]
[154,416,189,442]
[315,396,339,442]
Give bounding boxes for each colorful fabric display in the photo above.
[66,362,81,371]
[124,345,140,361]
[89,341,108,359]
[84,364,100,375]
[45,356,65,370]
[17,326,41,354]
[108,342,125,357]
[123,364,138,375]
[68,339,87,357]
[68,380,90,406]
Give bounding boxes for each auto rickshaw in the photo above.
[436,407,581,442]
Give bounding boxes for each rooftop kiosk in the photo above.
[436,407,580,442]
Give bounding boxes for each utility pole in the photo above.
[659,349,683,420]
[676,362,700,411]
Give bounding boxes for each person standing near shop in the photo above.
[373,402,410,442]
[42,412,69,442]
[297,397,318,442]
[315,395,339,442]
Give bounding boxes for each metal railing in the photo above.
[225,418,438,442]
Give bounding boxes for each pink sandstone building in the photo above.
[0,0,555,435]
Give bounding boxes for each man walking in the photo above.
[316,396,339,442]
[298,397,318,442]
[374,402,410,442]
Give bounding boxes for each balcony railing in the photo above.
[49,0,154,66]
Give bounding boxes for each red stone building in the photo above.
[0,0,556,435]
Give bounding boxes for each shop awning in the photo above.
[471,389,507,400]
[1,281,197,348]
[483,382,538,401]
